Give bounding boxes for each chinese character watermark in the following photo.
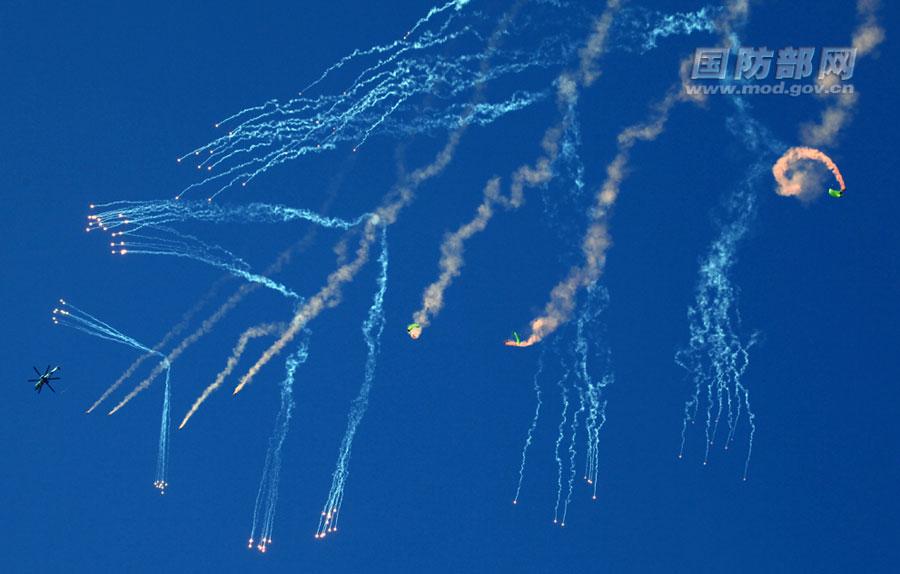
[734,47,774,80]
[819,47,857,80]
[691,48,730,80]
[775,47,815,79]
[688,46,858,97]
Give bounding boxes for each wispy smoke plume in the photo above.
[511,88,690,347]
[801,0,884,147]
[233,2,525,388]
[509,0,750,346]
[412,0,622,337]
[179,322,285,429]
[413,177,501,328]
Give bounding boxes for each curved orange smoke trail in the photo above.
[772,146,846,199]
[775,1,880,199]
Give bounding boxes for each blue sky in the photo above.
[1,1,898,572]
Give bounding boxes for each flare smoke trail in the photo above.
[232,214,378,396]
[772,0,883,195]
[574,284,611,499]
[677,90,784,477]
[677,164,763,478]
[100,224,299,299]
[673,0,803,477]
[52,300,174,492]
[670,0,760,477]
[540,104,587,240]
[412,0,634,339]
[233,0,529,392]
[58,0,783,546]
[108,285,252,415]
[611,6,722,53]
[552,365,571,526]
[109,300,284,416]
[155,374,172,493]
[176,0,579,200]
[513,347,546,506]
[510,1,719,522]
[559,285,611,524]
[681,0,879,476]
[411,80,581,337]
[235,162,443,383]
[772,146,846,200]
[410,177,502,331]
[509,87,692,348]
[509,84,612,510]
[509,0,752,347]
[316,227,388,539]
[85,282,222,414]
[513,285,612,524]
[87,200,370,300]
[178,322,286,430]
[247,337,311,554]
[92,162,349,415]
[89,0,574,405]
[800,0,884,147]
[240,2,555,546]
[104,202,367,414]
[89,200,369,233]
[99,0,560,415]
[510,1,750,520]
[382,90,552,137]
